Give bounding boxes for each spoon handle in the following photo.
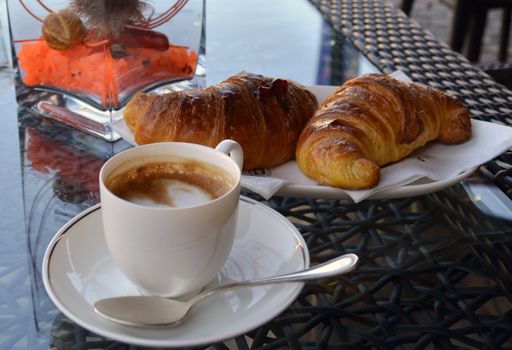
[191,253,358,304]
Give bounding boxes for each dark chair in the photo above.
[400,0,512,62]
[400,0,415,15]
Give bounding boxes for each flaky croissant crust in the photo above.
[296,74,472,190]
[124,72,318,169]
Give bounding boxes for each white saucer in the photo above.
[42,196,309,348]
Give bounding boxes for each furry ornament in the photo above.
[71,0,148,38]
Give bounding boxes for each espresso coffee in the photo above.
[106,159,234,208]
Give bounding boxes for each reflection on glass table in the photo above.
[207,0,379,86]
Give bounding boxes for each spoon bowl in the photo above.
[94,253,358,327]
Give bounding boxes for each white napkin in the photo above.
[242,119,512,202]
[112,71,512,203]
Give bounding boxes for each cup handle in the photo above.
[215,140,243,170]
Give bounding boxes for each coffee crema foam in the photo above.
[106,160,234,208]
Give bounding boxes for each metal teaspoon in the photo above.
[93,253,358,327]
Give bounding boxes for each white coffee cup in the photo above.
[99,140,243,297]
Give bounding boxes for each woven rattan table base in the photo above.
[308,0,512,199]
[42,194,512,349]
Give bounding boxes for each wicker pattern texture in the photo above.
[41,195,512,349]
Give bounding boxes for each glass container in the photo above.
[7,0,205,141]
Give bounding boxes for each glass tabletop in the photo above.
[207,0,379,86]
[1,0,512,349]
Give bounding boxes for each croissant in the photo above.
[296,74,472,190]
[124,72,318,169]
